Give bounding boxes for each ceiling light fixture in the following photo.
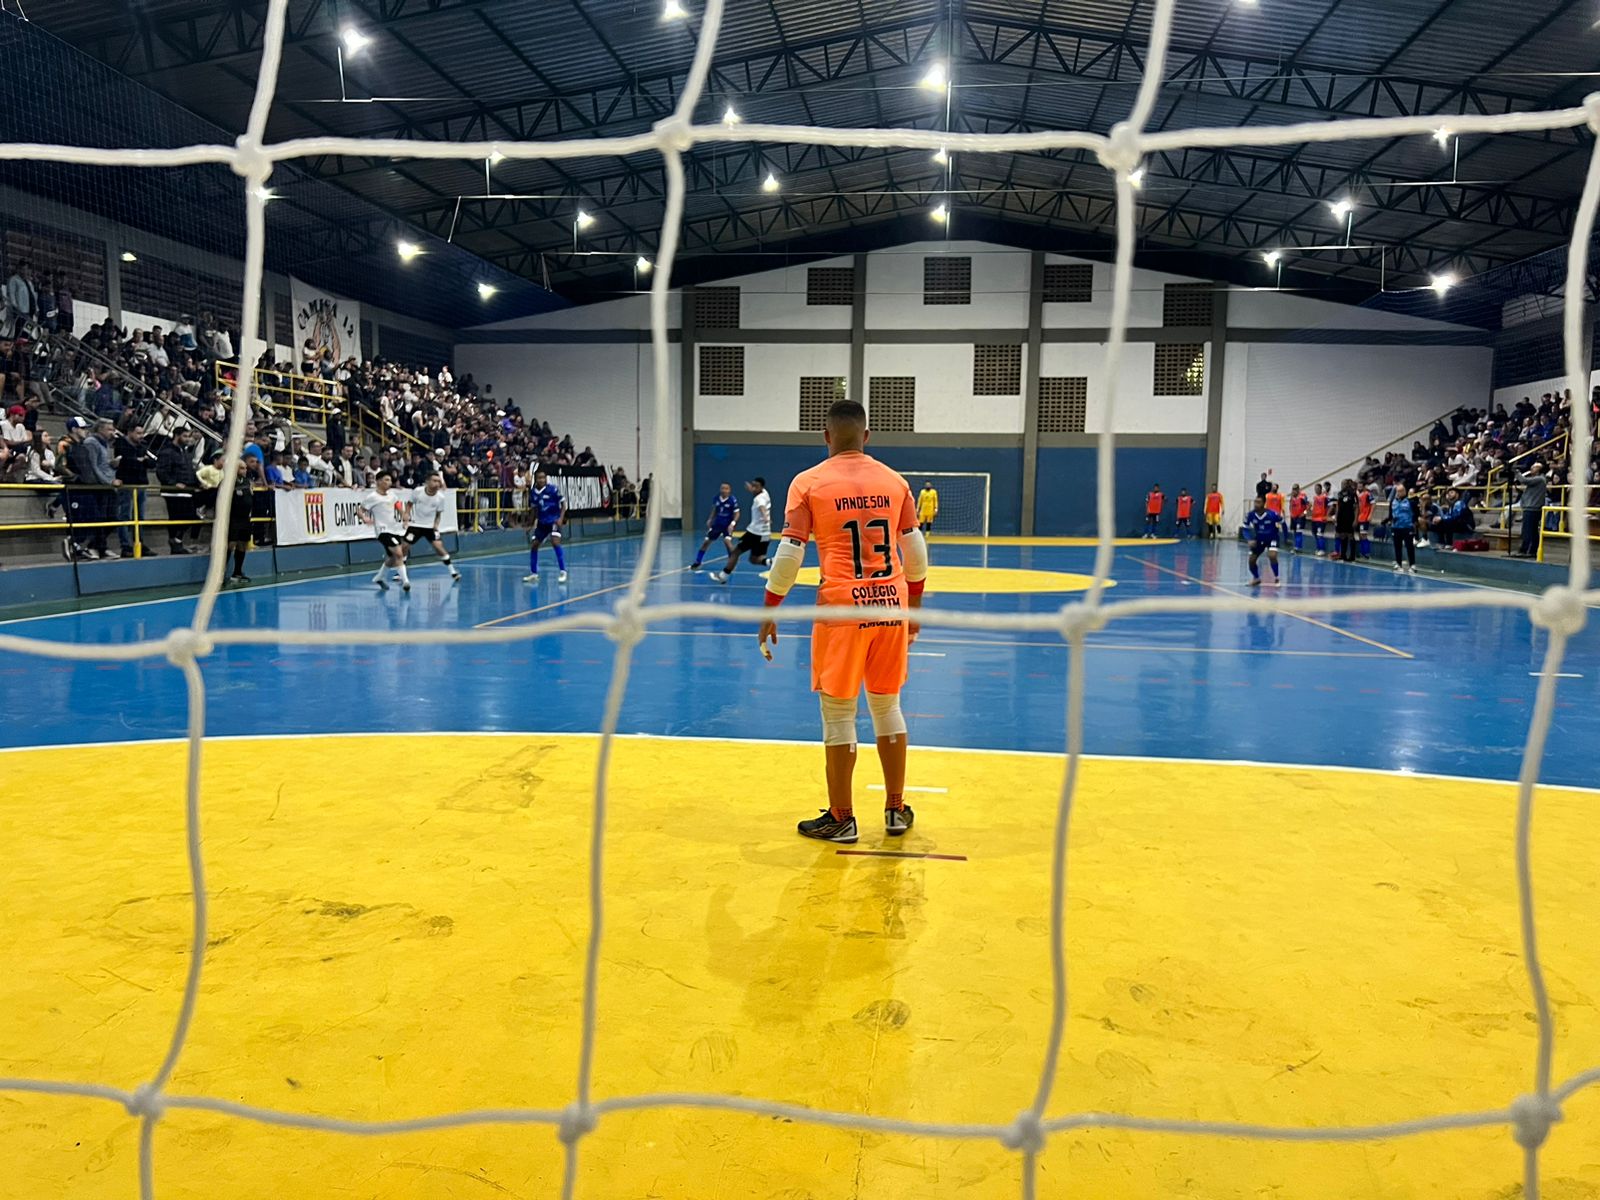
[662,0,689,19]
[933,147,950,165]
[477,282,498,300]
[920,61,948,92]
[1128,166,1145,189]
[575,209,596,230]
[1262,249,1281,266]
[636,257,653,273]
[930,203,949,223]
[253,185,275,202]
[1430,272,1457,295]
[1329,198,1354,218]
[340,26,371,54]
[488,150,505,166]
[396,240,421,261]
[1433,128,1452,148]
[120,250,137,263]
[722,104,742,126]
[762,171,780,193]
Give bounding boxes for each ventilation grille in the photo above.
[974,344,1022,395]
[1038,377,1088,432]
[923,255,972,305]
[1162,282,1214,327]
[693,286,741,329]
[121,256,240,331]
[699,345,746,395]
[272,292,292,346]
[799,376,847,431]
[3,221,107,307]
[1153,343,1206,395]
[868,376,915,432]
[1042,262,1093,304]
[806,266,855,306]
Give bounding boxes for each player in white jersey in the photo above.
[711,477,773,584]
[359,469,411,592]
[402,470,461,581]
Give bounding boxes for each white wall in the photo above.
[451,341,682,518]
[1038,341,1210,434]
[712,258,854,330]
[1227,289,1474,332]
[864,240,1030,330]
[863,343,1025,433]
[1217,343,1493,496]
[695,342,850,430]
[473,292,679,333]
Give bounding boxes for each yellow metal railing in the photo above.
[215,361,341,426]
[1537,505,1600,562]
[1482,429,1569,510]
[0,482,275,557]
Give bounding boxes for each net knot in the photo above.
[231,135,272,185]
[557,1101,597,1146]
[1509,1093,1561,1150]
[123,1083,166,1121]
[1531,585,1587,637]
[1001,1111,1047,1155]
[607,600,647,648]
[653,115,695,153]
[1059,602,1107,640]
[1584,93,1600,135]
[164,628,214,666]
[1096,122,1143,177]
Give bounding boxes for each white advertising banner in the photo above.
[289,276,363,364]
[274,488,458,546]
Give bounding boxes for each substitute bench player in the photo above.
[758,399,929,844]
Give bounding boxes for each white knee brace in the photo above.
[866,691,907,739]
[819,694,859,746]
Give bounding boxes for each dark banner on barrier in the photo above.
[543,464,611,518]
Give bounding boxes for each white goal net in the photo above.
[903,471,990,537]
[1,2,1597,1199]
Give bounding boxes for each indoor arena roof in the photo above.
[13,0,1600,320]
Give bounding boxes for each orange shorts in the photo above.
[811,618,909,699]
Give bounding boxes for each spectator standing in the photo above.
[78,418,118,558]
[1515,461,1548,557]
[5,260,35,337]
[156,427,201,555]
[113,424,159,557]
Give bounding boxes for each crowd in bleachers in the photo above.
[0,261,647,560]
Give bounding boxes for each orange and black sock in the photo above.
[885,792,905,812]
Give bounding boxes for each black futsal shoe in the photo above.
[798,809,858,844]
[884,805,914,836]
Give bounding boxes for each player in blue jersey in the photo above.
[691,481,739,570]
[1243,494,1283,587]
[523,468,567,583]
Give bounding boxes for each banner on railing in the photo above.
[274,487,458,546]
[543,465,612,518]
[289,277,363,364]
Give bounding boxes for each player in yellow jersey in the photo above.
[759,400,929,844]
[916,480,939,533]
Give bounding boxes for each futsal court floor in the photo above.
[3,531,1597,1198]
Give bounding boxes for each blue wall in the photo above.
[1034,445,1208,536]
[694,443,1025,535]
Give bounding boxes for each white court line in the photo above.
[869,784,949,794]
[908,651,946,657]
[1529,672,1583,678]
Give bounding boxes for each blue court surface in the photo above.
[3,533,1594,787]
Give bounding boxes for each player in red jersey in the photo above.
[1288,484,1308,553]
[1143,483,1165,538]
[1203,486,1224,538]
[758,399,929,844]
[1174,488,1194,537]
[1310,483,1330,556]
[1357,485,1375,559]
